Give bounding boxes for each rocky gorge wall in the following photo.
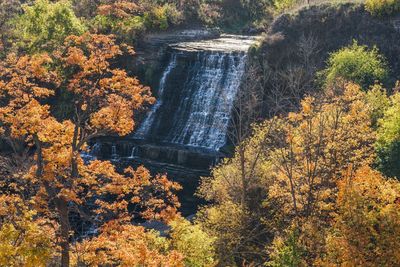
[89,32,260,215]
[250,3,400,116]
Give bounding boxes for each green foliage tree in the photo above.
[321,41,389,89]
[13,0,86,53]
[376,88,400,178]
[169,218,216,267]
[0,0,26,56]
[92,1,183,45]
[365,83,390,128]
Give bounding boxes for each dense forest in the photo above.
[1,0,400,266]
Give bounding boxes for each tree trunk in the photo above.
[239,146,247,209]
[56,198,70,267]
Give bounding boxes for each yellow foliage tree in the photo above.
[199,82,376,265]
[321,166,400,266]
[0,195,55,267]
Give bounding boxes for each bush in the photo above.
[144,4,183,31]
[365,0,400,16]
[266,227,305,267]
[273,0,297,13]
[321,41,389,89]
[92,14,145,44]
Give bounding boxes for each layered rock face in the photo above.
[135,36,255,151]
[94,34,258,165]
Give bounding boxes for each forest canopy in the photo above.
[1,0,400,266]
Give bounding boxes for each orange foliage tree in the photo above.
[322,166,400,266]
[0,33,181,266]
[97,1,142,18]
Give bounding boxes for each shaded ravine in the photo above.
[87,34,260,216]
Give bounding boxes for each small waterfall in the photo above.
[129,146,137,158]
[135,54,178,138]
[81,143,101,162]
[111,145,118,160]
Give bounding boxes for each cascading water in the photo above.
[129,146,137,158]
[167,52,247,150]
[135,54,178,138]
[111,145,118,160]
[134,35,256,151]
[81,143,101,162]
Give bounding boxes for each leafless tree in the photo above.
[264,33,320,115]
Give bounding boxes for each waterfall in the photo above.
[135,54,178,138]
[134,35,256,151]
[81,143,101,162]
[111,145,118,160]
[129,146,137,158]
[168,52,247,150]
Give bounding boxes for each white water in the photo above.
[111,145,118,160]
[134,54,178,138]
[129,146,137,158]
[134,35,257,151]
[168,52,247,150]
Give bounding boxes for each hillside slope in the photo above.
[254,3,400,115]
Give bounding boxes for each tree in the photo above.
[92,0,146,44]
[0,33,181,266]
[263,82,375,264]
[320,41,388,89]
[0,194,55,266]
[169,217,216,267]
[321,166,400,266]
[0,0,25,56]
[198,82,376,265]
[375,88,400,178]
[266,82,375,219]
[13,0,86,53]
[73,220,184,266]
[365,0,400,16]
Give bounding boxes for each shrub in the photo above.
[92,14,145,44]
[266,227,305,267]
[321,41,389,89]
[365,0,400,16]
[144,6,168,30]
[273,0,297,13]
